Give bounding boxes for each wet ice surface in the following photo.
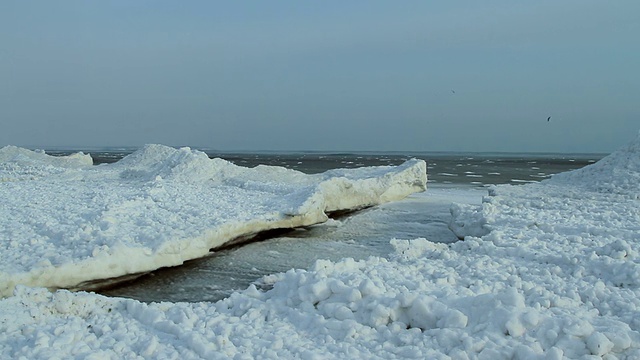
[100,187,485,302]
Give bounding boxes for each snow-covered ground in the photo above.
[1,134,640,359]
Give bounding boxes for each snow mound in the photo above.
[444,132,640,357]
[0,146,93,168]
[546,132,640,198]
[0,145,426,298]
[450,132,640,240]
[0,146,92,182]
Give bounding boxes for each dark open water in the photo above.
[49,149,602,187]
[48,149,603,302]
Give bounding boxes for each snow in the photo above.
[2,133,640,359]
[0,144,426,297]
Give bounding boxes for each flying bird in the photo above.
[547,116,551,122]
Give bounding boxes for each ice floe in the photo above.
[0,144,426,297]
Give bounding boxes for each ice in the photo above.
[0,144,426,297]
[2,133,640,358]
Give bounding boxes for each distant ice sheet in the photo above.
[0,144,426,297]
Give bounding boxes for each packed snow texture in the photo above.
[0,145,427,297]
[2,133,640,359]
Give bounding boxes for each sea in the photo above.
[48,149,603,303]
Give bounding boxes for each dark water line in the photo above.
[47,149,603,186]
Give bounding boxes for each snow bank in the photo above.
[0,145,426,297]
[547,132,640,198]
[443,133,640,357]
[0,145,92,182]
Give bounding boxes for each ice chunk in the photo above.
[0,145,426,297]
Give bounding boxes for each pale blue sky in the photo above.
[1,1,638,153]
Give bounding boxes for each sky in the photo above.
[1,1,638,153]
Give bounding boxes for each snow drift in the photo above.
[0,145,426,298]
[442,133,640,357]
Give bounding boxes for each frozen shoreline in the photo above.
[2,134,640,358]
